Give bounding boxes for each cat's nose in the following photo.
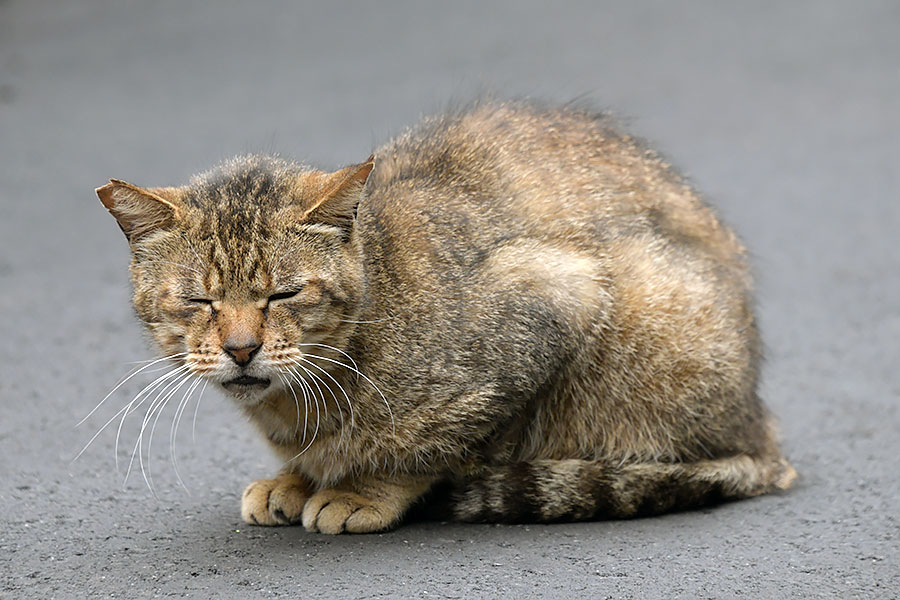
[223,336,261,366]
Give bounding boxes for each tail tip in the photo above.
[773,459,797,490]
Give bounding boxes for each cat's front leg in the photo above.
[302,473,436,534]
[241,472,312,526]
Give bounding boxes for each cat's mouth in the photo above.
[224,375,271,388]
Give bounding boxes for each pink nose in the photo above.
[223,337,261,366]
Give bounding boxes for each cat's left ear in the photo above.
[302,155,375,231]
[96,179,185,242]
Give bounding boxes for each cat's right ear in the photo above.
[297,155,376,231]
[96,179,184,242]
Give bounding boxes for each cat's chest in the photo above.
[246,393,365,485]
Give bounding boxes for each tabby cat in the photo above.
[97,101,795,534]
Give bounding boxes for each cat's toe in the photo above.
[302,489,395,534]
[241,474,309,526]
[344,504,394,534]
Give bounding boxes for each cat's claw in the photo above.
[241,474,309,526]
[301,489,397,534]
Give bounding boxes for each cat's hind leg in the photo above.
[451,454,796,523]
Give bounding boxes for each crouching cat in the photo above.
[96,101,795,534]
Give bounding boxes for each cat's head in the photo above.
[97,155,373,404]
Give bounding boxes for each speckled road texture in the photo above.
[1,2,897,598]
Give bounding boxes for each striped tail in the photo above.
[448,455,796,523]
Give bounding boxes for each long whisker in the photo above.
[144,370,197,493]
[296,367,317,442]
[290,357,344,443]
[71,362,187,466]
[123,353,191,366]
[123,371,186,498]
[300,352,395,434]
[140,370,195,496]
[114,364,191,472]
[123,368,194,495]
[297,343,359,376]
[191,380,209,445]
[170,376,203,494]
[292,370,320,454]
[121,371,183,493]
[77,352,189,427]
[283,366,322,464]
[284,366,311,442]
[277,372,302,433]
[290,358,328,422]
[294,354,355,435]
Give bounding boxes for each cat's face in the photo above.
[98,156,372,404]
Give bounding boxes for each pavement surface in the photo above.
[1,1,898,598]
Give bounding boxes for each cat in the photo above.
[96,100,795,534]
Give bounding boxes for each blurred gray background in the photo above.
[1,1,897,598]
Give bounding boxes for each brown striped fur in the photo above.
[97,100,795,533]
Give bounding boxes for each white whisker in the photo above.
[300,352,395,434]
[77,352,188,427]
[170,376,202,494]
[122,368,194,495]
[71,362,187,466]
[277,372,301,433]
[126,369,191,495]
[191,380,209,445]
[143,370,196,494]
[294,354,355,435]
[290,358,328,421]
[283,366,311,442]
[123,352,190,366]
[114,364,191,472]
[297,343,360,377]
[282,365,322,464]
[290,357,345,442]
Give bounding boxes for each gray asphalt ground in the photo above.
[1,1,898,598]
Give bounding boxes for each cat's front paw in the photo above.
[241,473,310,526]
[301,489,399,534]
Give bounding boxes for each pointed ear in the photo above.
[301,155,375,229]
[96,179,184,241]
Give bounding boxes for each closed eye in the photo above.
[187,298,212,305]
[269,290,302,302]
